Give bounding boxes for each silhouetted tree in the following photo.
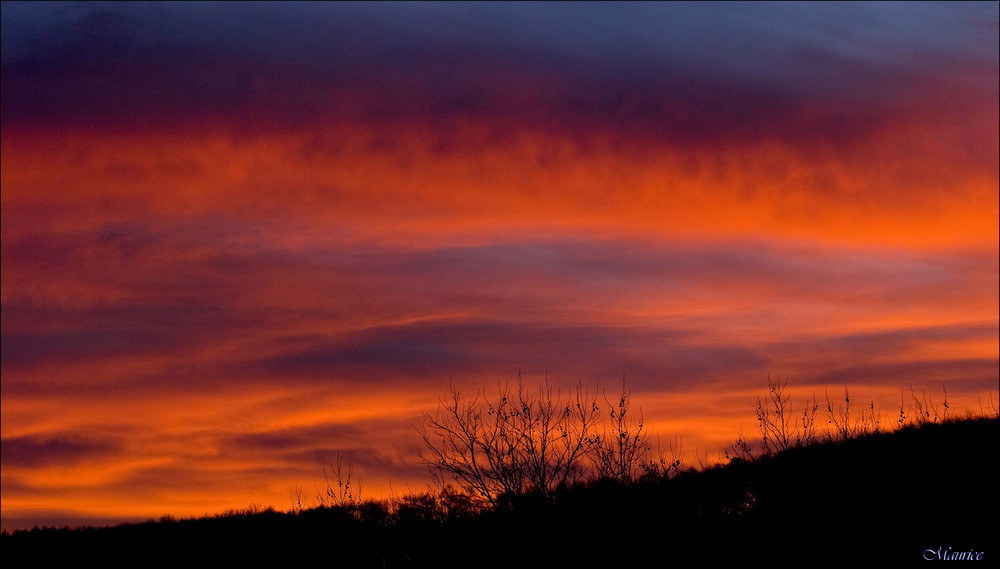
[729,378,820,460]
[757,378,820,453]
[588,376,653,483]
[315,453,363,509]
[419,373,602,506]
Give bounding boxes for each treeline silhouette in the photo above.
[4,382,996,567]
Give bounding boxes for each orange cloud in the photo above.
[4,99,996,251]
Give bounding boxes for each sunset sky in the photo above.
[2,1,997,530]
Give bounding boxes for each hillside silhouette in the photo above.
[4,412,995,567]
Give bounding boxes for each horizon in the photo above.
[2,1,998,532]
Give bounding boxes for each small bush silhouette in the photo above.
[726,379,977,461]
[587,376,664,483]
[315,453,364,509]
[418,373,603,505]
[418,372,674,505]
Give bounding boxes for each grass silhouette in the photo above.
[4,383,996,567]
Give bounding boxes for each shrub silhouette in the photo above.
[418,373,602,505]
[418,373,668,505]
[729,377,821,460]
[315,453,364,509]
[730,380,981,462]
[587,376,672,483]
